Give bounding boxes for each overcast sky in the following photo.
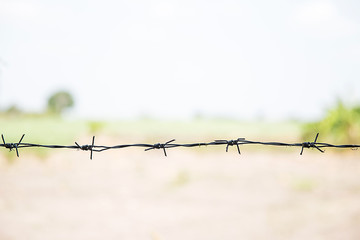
[0,0,359,120]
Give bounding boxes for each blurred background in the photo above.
[0,0,360,239]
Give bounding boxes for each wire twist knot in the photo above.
[1,134,25,157]
[75,136,95,160]
[77,145,93,151]
[3,143,16,151]
[215,138,245,154]
[300,133,324,155]
[145,139,175,156]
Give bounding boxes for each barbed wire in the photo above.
[0,133,359,159]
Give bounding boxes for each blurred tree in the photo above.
[47,91,74,115]
[4,105,22,117]
[303,101,360,144]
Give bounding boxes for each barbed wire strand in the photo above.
[0,133,359,159]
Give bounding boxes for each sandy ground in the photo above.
[0,149,360,240]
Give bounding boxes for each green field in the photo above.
[0,115,302,159]
[0,116,302,141]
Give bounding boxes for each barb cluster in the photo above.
[0,133,359,159]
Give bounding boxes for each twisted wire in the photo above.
[1,133,359,159]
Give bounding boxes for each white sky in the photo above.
[0,0,359,120]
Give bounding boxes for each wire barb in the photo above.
[214,138,245,154]
[145,139,175,156]
[1,134,25,157]
[300,133,324,155]
[75,136,95,160]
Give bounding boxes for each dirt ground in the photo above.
[1,149,360,240]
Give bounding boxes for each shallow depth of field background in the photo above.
[1,0,360,239]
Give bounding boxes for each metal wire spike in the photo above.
[1,134,25,157]
[75,136,95,160]
[226,140,240,154]
[90,136,95,160]
[15,134,25,157]
[145,139,175,156]
[1,134,6,145]
[214,139,242,154]
[300,133,324,155]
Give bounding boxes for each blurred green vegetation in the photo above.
[290,177,317,192]
[0,88,309,161]
[88,121,105,135]
[103,118,301,141]
[303,101,360,144]
[0,114,302,161]
[0,114,87,160]
[2,99,360,161]
[0,115,87,144]
[47,90,74,115]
